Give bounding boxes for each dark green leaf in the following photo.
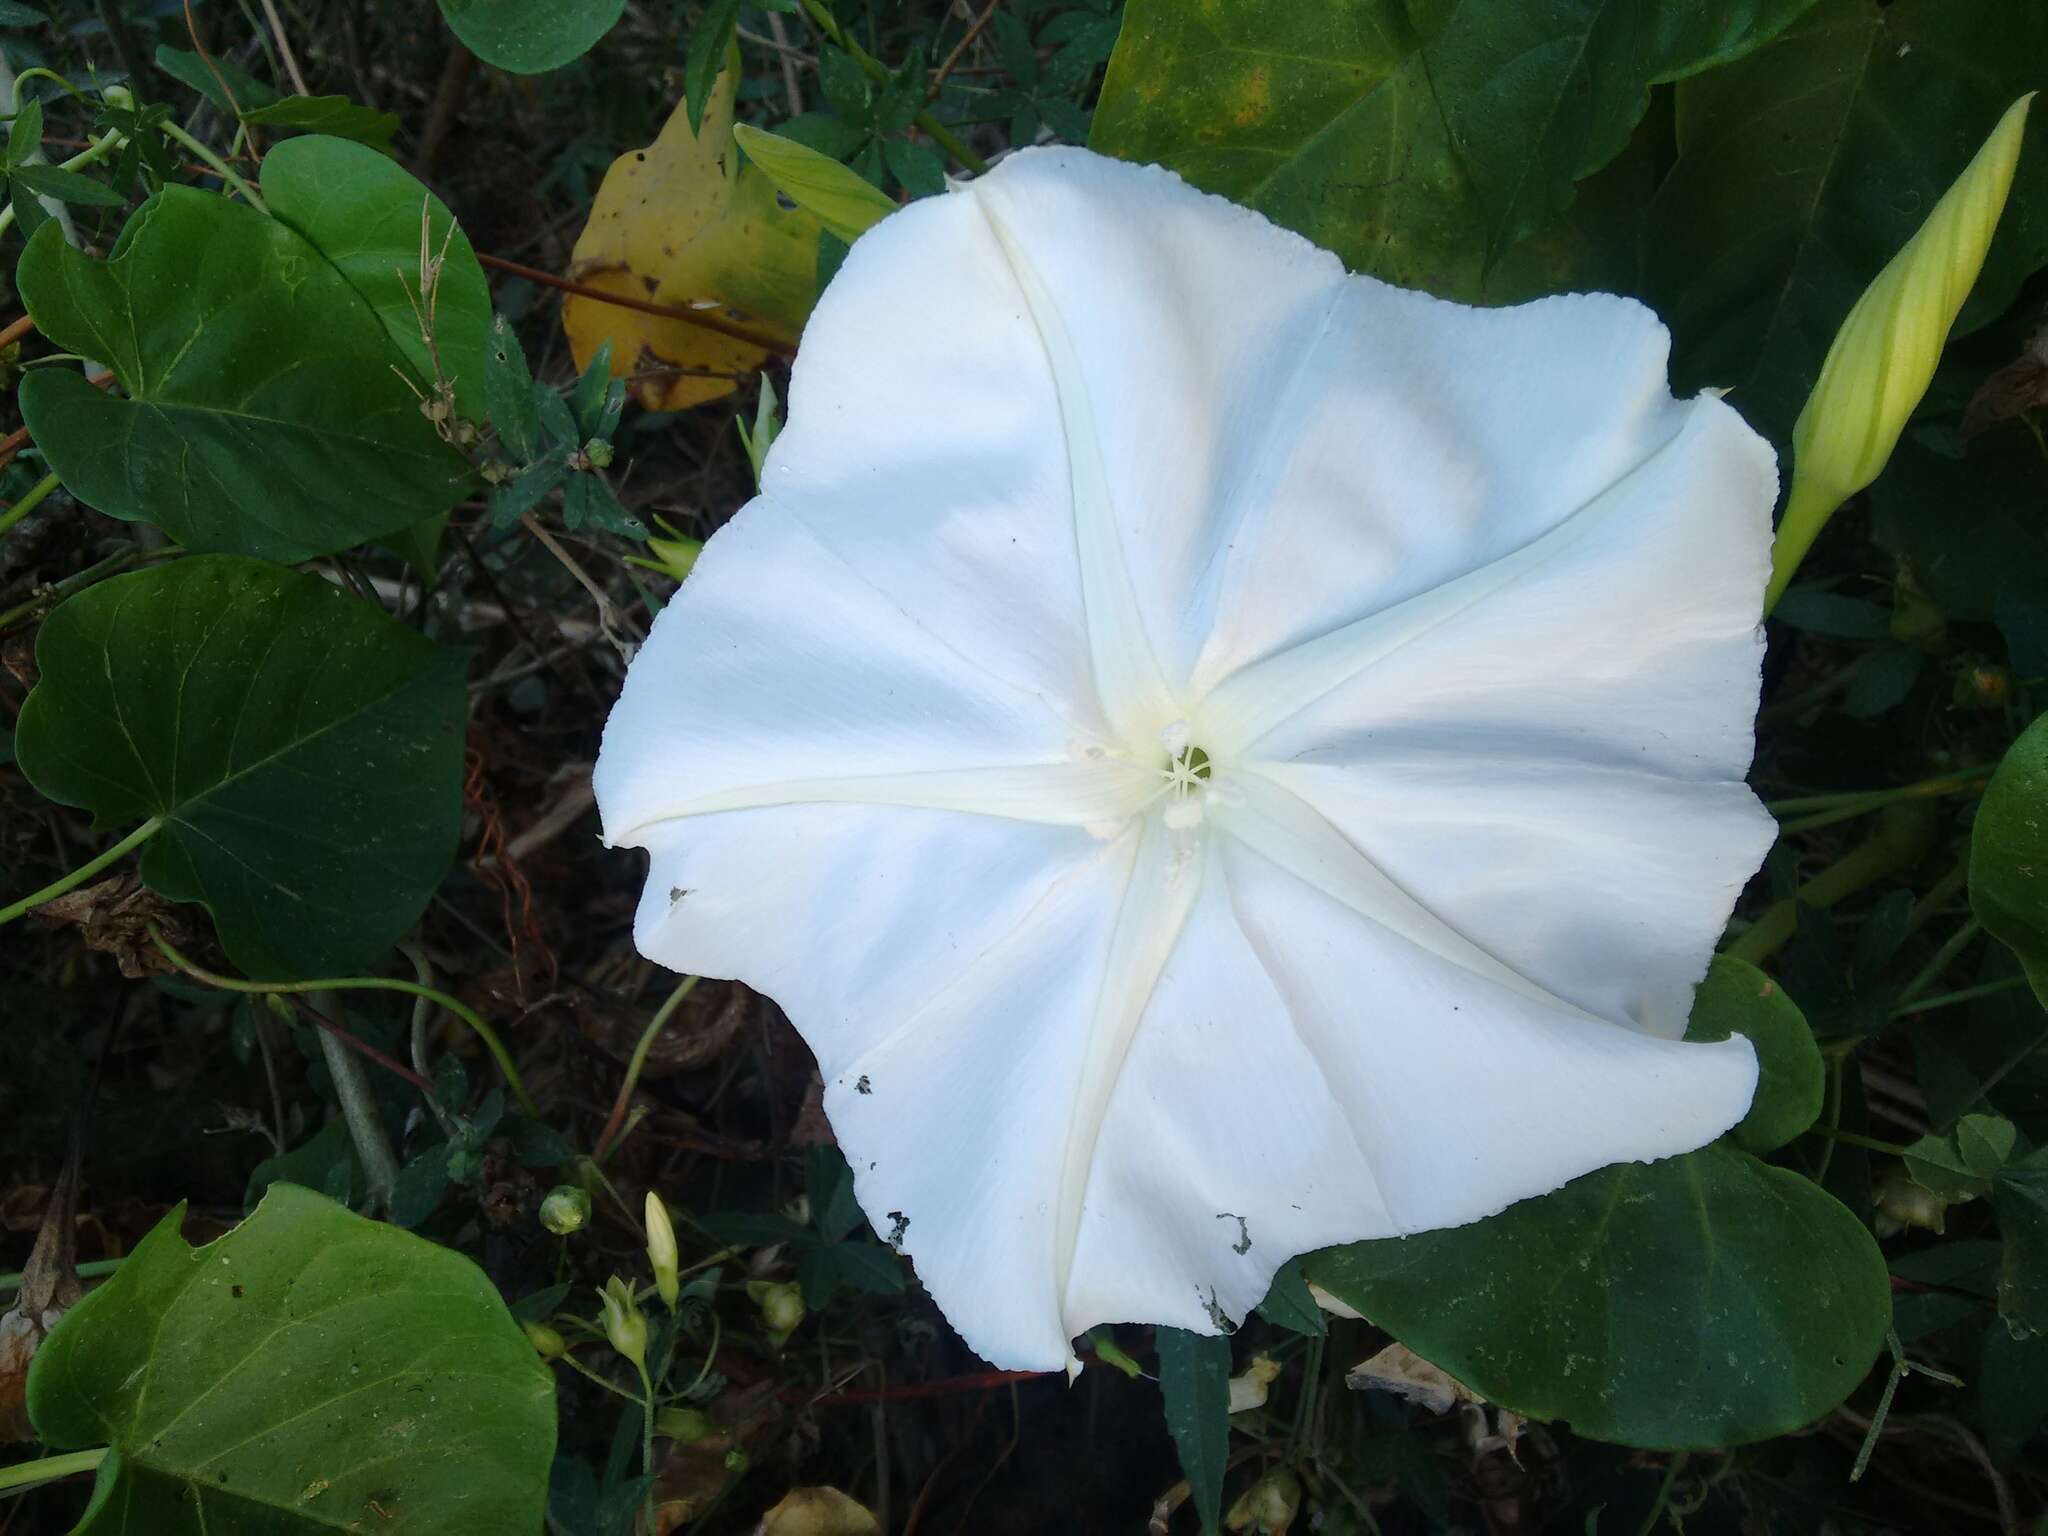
[818,46,872,121]
[262,135,493,420]
[1973,712,2048,1008]
[1156,1327,1231,1536]
[27,1185,555,1531]
[154,45,278,112]
[1903,1113,2017,1202]
[503,1113,574,1168]
[436,0,627,74]
[9,171,48,242]
[18,191,471,561]
[797,1242,905,1308]
[10,162,126,206]
[1771,589,1894,639]
[488,313,542,463]
[1644,0,2048,445]
[14,556,468,979]
[390,1141,453,1228]
[698,1210,816,1249]
[1090,0,1815,299]
[684,0,742,135]
[1995,1147,2048,1337]
[1843,646,1925,719]
[244,96,402,155]
[7,95,40,171]
[0,3,46,26]
[1684,954,1824,1153]
[1308,1142,1891,1448]
[1252,1256,1325,1338]
[806,1145,864,1244]
[244,1119,359,1210]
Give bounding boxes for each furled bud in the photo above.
[1770,94,2034,612]
[645,1191,680,1309]
[523,1321,567,1360]
[598,1275,648,1369]
[539,1184,591,1235]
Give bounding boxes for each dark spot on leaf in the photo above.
[231,1284,245,1299]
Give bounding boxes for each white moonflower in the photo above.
[595,147,1778,1373]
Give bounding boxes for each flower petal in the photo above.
[632,802,1139,1369]
[594,496,1156,847]
[1220,394,1778,1036]
[1218,836,1760,1234]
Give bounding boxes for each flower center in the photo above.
[1156,721,1214,830]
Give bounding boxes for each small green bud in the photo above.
[582,437,615,469]
[654,1406,713,1443]
[747,1279,806,1334]
[645,1191,680,1309]
[539,1184,591,1235]
[597,1275,648,1369]
[523,1321,566,1359]
[102,85,136,112]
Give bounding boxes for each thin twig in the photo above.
[930,0,1000,100]
[257,0,311,95]
[476,252,795,357]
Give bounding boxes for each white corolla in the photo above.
[595,147,1778,1373]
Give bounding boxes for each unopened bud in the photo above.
[524,1321,566,1359]
[645,1191,680,1309]
[748,1279,806,1334]
[1770,94,2034,612]
[540,1184,591,1235]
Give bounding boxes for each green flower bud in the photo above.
[597,1275,648,1368]
[645,1191,680,1309]
[540,1184,591,1235]
[582,437,615,469]
[523,1321,567,1359]
[747,1279,806,1334]
[1770,94,2033,612]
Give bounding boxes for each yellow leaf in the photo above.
[754,1487,880,1536]
[563,54,822,411]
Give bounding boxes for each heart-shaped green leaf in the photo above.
[17,187,472,562]
[1307,1142,1890,1448]
[437,0,626,74]
[1089,0,1815,300]
[14,556,467,980]
[1685,954,1825,1152]
[28,1184,554,1532]
[261,135,492,419]
[1974,712,2048,1008]
[1644,0,2048,445]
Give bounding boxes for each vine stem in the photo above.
[795,0,988,174]
[1723,803,1938,966]
[147,925,540,1118]
[0,1256,121,1296]
[593,975,700,1162]
[0,469,61,539]
[0,1447,107,1496]
[0,817,164,928]
[474,253,795,356]
[158,118,267,210]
